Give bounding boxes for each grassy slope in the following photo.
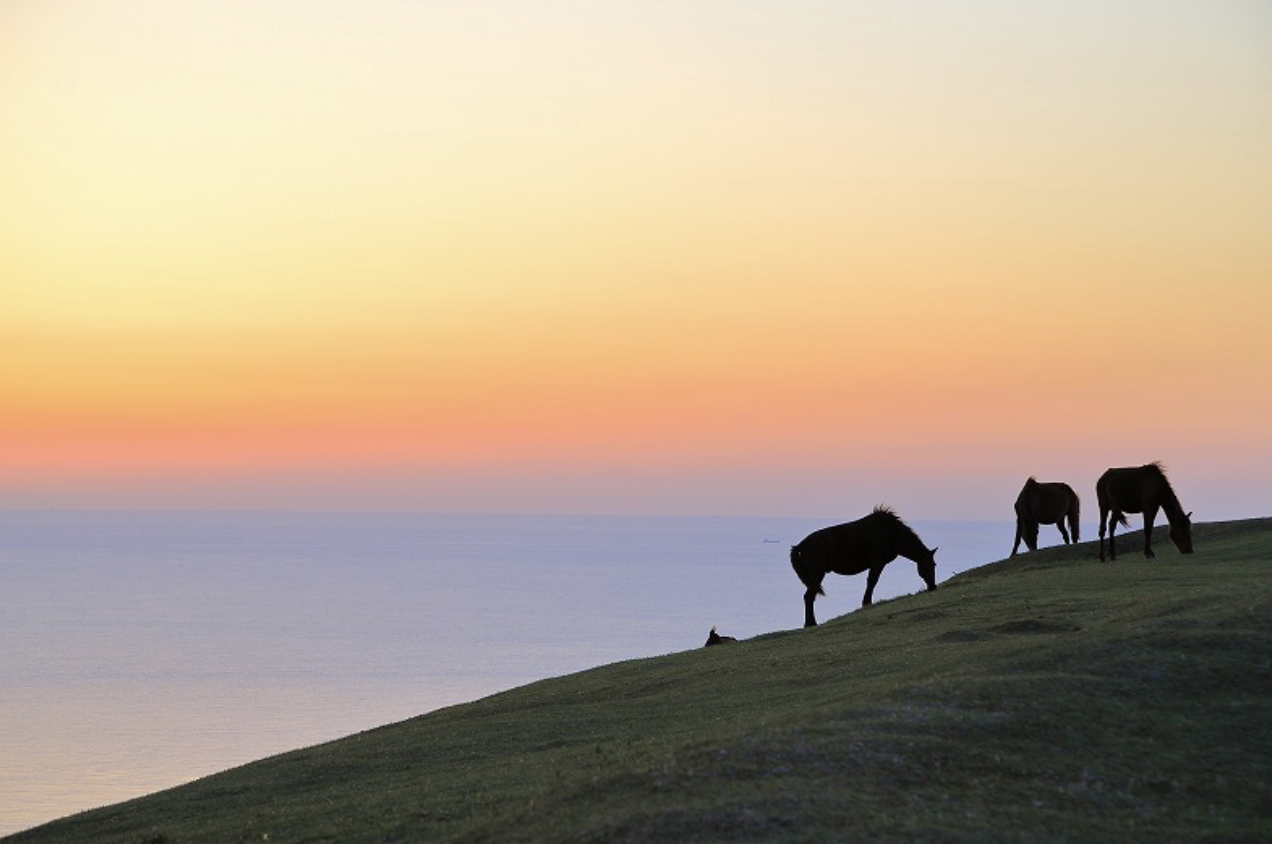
[9,519,1271,844]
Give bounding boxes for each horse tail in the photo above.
[790,545,825,596]
[1071,491,1081,542]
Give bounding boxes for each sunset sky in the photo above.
[2,1,1270,518]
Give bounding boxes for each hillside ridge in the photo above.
[9,518,1271,843]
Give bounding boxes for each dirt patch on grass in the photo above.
[931,629,990,643]
[992,619,1080,635]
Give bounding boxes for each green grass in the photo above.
[10,519,1271,843]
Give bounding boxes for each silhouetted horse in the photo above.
[704,627,736,647]
[1011,477,1080,556]
[1097,463,1193,561]
[790,506,938,628]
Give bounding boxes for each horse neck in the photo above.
[1159,483,1186,524]
[894,525,928,561]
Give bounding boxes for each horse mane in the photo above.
[1146,461,1175,493]
[1146,462,1183,513]
[871,504,922,544]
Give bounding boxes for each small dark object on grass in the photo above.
[705,627,737,646]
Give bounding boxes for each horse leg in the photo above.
[803,583,822,628]
[862,566,882,607]
[1011,519,1023,556]
[1144,506,1161,558]
[1104,508,1124,561]
[1056,519,1071,545]
[1099,507,1108,561]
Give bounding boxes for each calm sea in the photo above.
[0,510,1017,836]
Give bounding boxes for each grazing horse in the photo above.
[704,627,736,647]
[790,506,938,628]
[1097,463,1193,561]
[1011,477,1081,556]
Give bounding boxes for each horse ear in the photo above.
[1186,511,1193,519]
[930,546,939,555]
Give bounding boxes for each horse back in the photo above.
[1098,466,1162,514]
[1038,482,1076,522]
[795,517,894,575]
[1017,480,1074,524]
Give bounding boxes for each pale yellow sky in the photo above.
[2,1,1270,516]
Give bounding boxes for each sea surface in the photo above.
[0,510,1021,836]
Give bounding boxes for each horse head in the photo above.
[1171,511,1194,554]
[917,546,939,591]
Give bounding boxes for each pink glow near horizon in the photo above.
[2,2,1270,519]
